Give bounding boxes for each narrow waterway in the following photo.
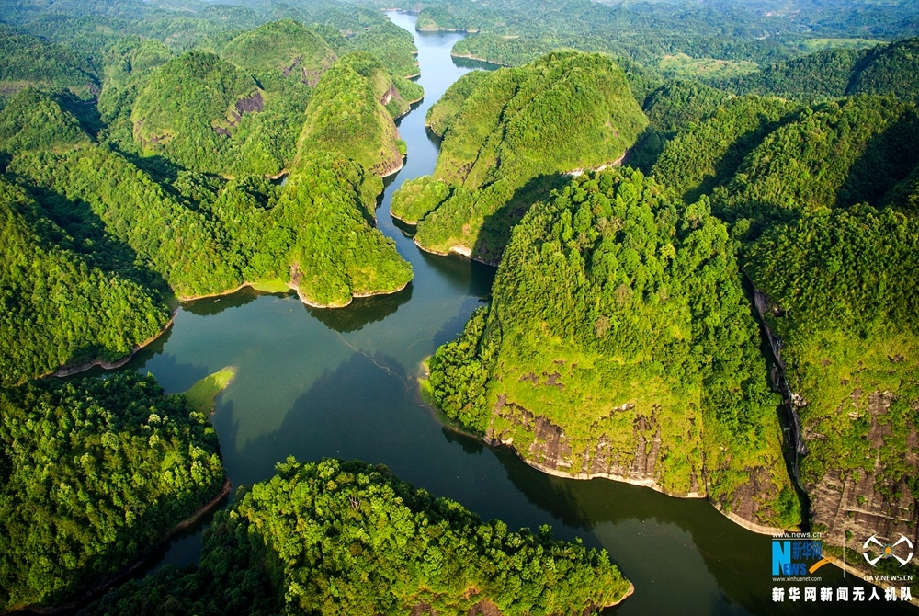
[117,13,914,615]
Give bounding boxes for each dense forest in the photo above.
[0,372,225,610]
[0,0,424,388]
[0,175,170,386]
[427,169,799,530]
[715,38,919,103]
[82,458,630,615]
[397,51,646,263]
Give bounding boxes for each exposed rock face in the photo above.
[486,393,791,532]
[752,286,919,583]
[807,391,919,548]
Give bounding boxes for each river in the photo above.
[113,12,914,616]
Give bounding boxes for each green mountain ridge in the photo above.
[0,372,225,611]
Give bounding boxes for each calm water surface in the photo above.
[116,13,913,615]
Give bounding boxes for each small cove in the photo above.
[109,13,915,615]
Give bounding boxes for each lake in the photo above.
[116,12,914,616]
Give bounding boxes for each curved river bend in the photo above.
[111,13,914,616]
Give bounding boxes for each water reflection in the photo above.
[305,284,414,333]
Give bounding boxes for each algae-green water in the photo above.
[116,13,914,615]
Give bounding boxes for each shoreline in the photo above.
[822,554,919,607]
[412,236,496,266]
[420,376,789,537]
[48,314,177,379]
[15,478,232,615]
[449,51,509,67]
[294,278,412,309]
[489,434,788,536]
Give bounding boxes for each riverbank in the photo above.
[418,370,790,537]
[48,313,177,379]
[412,236,496,266]
[823,553,919,607]
[14,478,232,615]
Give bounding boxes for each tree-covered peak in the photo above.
[221,18,337,85]
[0,87,91,154]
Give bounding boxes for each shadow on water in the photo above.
[391,215,419,237]
[181,286,269,316]
[451,55,506,71]
[305,284,414,333]
[418,249,496,297]
[225,352,417,487]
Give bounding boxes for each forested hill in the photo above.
[298,51,422,177]
[0,1,424,384]
[0,372,225,611]
[427,169,799,530]
[82,458,631,615]
[0,176,170,386]
[715,38,919,102]
[366,0,919,80]
[394,51,646,264]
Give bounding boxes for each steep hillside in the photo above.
[717,38,919,103]
[0,177,169,385]
[427,169,799,531]
[0,88,91,154]
[129,50,265,174]
[298,52,422,177]
[746,204,919,586]
[221,18,338,87]
[0,372,225,611]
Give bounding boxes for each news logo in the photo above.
[772,533,829,580]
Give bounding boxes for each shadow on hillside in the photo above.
[20,181,170,293]
[472,172,569,264]
[837,108,919,208]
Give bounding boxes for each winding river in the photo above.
[111,13,914,616]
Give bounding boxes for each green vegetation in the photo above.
[299,52,421,176]
[626,79,730,173]
[711,96,919,231]
[746,205,919,531]
[652,96,801,203]
[9,146,244,298]
[403,0,919,75]
[390,176,450,224]
[83,458,630,615]
[405,51,646,263]
[0,372,225,610]
[428,169,799,529]
[129,50,265,174]
[717,38,919,103]
[658,52,757,81]
[0,177,169,386]
[275,152,413,307]
[0,27,98,96]
[184,369,235,415]
[0,88,91,154]
[220,18,337,87]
